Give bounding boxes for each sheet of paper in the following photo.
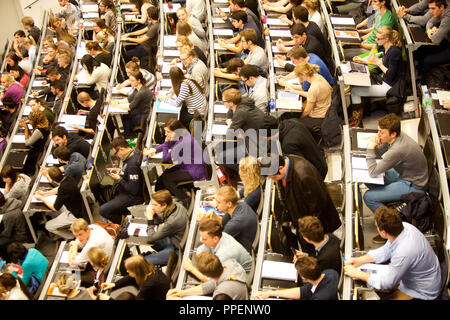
[216,7,230,13]
[212,124,229,136]
[261,260,297,281]
[214,42,228,51]
[156,100,180,114]
[356,131,376,149]
[214,0,229,3]
[82,12,99,19]
[353,168,384,184]
[213,29,234,36]
[76,70,89,84]
[330,16,355,25]
[32,194,57,204]
[272,45,292,53]
[12,135,26,144]
[277,90,299,100]
[160,78,173,87]
[352,156,367,170]
[128,223,148,237]
[84,21,94,28]
[120,4,136,9]
[152,152,163,159]
[269,29,292,38]
[40,175,50,183]
[214,104,228,114]
[163,49,179,57]
[161,61,183,74]
[60,115,86,129]
[77,43,88,60]
[357,263,389,275]
[113,86,133,96]
[436,90,450,105]
[32,80,49,87]
[123,14,137,19]
[163,35,178,48]
[46,154,60,165]
[276,99,302,110]
[274,58,291,69]
[286,77,300,85]
[108,106,129,114]
[81,4,98,12]
[59,251,70,264]
[266,18,289,26]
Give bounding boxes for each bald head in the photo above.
[77,91,94,107]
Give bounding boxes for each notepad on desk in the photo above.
[60,251,70,264]
[436,90,450,105]
[128,223,148,237]
[334,29,360,41]
[81,4,98,12]
[83,21,94,28]
[120,4,136,9]
[161,61,183,74]
[160,78,173,88]
[214,42,228,51]
[113,86,133,96]
[261,260,297,282]
[59,115,86,130]
[272,45,292,54]
[277,90,299,100]
[276,98,302,111]
[212,17,226,24]
[330,16,356,26]
[341,61,370,86]
[12,135,26,144]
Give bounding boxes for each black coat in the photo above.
[279,118,328,179]
[278,155,341,234]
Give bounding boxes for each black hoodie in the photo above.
[279,118,328,179]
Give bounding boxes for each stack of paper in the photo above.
[156,98,179,114]
[352,156,384,185]
[163,49,179,57]
[163,35,178,48]
[211,124,229,136]
[82,12,99,19]
[160,78,173,88]
[212,17,226,24]
[32,80,49,87]
[120,4,136,9]
[12,135,26,144]
[81,4,98,12]
[161,61,183,74]
[276,99,302,111]
[32,194,57,204]
[214,104,228,114]
[272,45,292,54]
[330,16,356,26]
[261,260,297,281]
[269,29,292,38]
[266,18,289,26]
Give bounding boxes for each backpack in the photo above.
[94,221,120,239]
[398,192,433,233]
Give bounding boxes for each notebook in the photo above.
[261,260,297,282]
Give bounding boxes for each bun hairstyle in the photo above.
[377,26,402,47]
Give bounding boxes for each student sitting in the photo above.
[255,256,339,300]
[238,64,269,113]
[115,58,155,90]
[288,62,332,135]
[143,190,188,266]
[78,54,111,94]
[74,91,102,137]
[349,26,403,126]
[176,21,208,53]
[109,71,153,138]
[125,0,154,26]
[355,0,397,51]
[302,0,325,33]
[240,29,268,71]
[179,48,209,97]
[276,45,334,92]
[85,41,112,67]
[99,0,118,32]
[165,67,207,128]
[0,165,31,204]
[397,0,432,27]
[173,35,208,66]
[0,74,24,106]
[9,65,29,88]
[144,119,207,206]
[21,16,41,43]
[52,145,87,184]
[101,255,170,300]
[238,156,263,212]
[28,99,55,128]
[176,6,205,40]
[167,252,248,300]
[0,273,34,300]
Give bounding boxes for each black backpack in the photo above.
[398,192,433,233]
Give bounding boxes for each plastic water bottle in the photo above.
[269,98,276,111]
[423,90,433,113]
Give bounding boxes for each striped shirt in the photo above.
[175,79,207,115]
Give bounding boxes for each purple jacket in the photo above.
[2,83,24,106]
[155,131,207,180]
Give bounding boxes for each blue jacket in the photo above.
[20,248,49,286]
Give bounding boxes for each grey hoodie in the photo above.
[5,174,31,204]
[0,198,22,215]
[201,259,248,300]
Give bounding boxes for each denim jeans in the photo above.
[144,237,177,266]
[363,168,425,213]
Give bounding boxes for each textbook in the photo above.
[330,15,356,27]
[340,61,370,86]
[352,156,384,185]
[334,29,360,43]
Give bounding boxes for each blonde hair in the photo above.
[239,156,261,197]
[1,74,15,86]
[176,35,194,49]
[216,185,239,205]
[303,0,319,11]
[70,218,89,233]
[22,37,36,47]
[376,26,402,47]
[55,273,72,295]
[87,247,109,269]
[124,255,155,287]
[294,62,320,79]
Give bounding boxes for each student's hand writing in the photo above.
[292,249,307,263]
[101,283,115,291]
[254,291,272,300]
[279,15,291,25]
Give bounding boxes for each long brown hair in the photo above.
[151,189,176,219]
[169,67,203,96]
[124,255,156,287]
[28,110,50,130]
[55,27,76,46]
